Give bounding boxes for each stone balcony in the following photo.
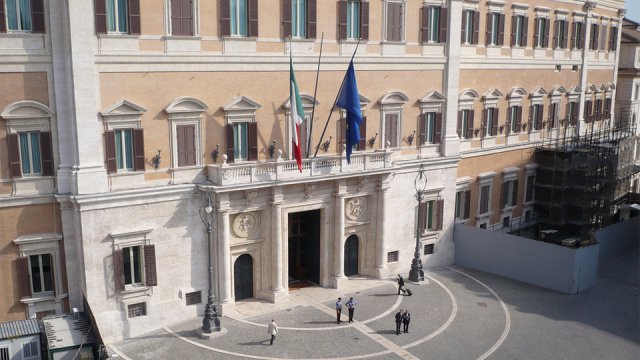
[206,150,393,186]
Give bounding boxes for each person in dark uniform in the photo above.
[402,310,411,333]
[335,297,343,324]
[395,309,403,335]
[397,274,405,295]
[346,297,356,323]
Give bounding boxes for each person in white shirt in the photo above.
[335,297,343,324]
[267,319,278,345]
[346,297,357,323]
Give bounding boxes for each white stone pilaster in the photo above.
[442,0,463,157]
[610,10,625,123]
[578,2,596,136]
[217,195,232,304]
[49,1,109,194]
[373,178,390,278]
[269,187,287,302]
[56,196,84,311]
[332,181,347,288]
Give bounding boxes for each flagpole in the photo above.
[306,32,324,158]
[313,39,361,159]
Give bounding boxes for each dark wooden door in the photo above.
[288,210,320,283]
[234,254,253,300]
[344,235,359,276]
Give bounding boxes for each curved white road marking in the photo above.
[447,267,512,360]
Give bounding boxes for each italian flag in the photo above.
[290,57,304,172]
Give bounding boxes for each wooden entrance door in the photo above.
[344,235,359,276]
[234,254,253,300]
[288,210,321,283]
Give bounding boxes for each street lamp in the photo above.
[199,190,221,334]
[408,164,427,282]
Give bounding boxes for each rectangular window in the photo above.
[19,132,42,176]
[176,124,196,167]
[127,302,146,317]
[460,109,471,139]
[532,104,543,130]
[550,103,558,128]
[489,13,499,45]
[171,0,194,36]
[485,108,495,137]
[387,251,398,263]
[513,15,523,47]
[567,102,577,125]
[572,22,583,49]
[509,106,518,133]
[6,0,32,31]
[386,2,403,42]
[463,10,474,44]
[29,254,53,295]
[291,0,307,38]
[557,20,567,48]
[427,6,440,42]
[455,190,470,220]
[22,341,39,358]
[525,174,535,202]
[424,112,436,143]
[384,113,398,147]
[107,0,129,33]
[233,122,248,161]
[123,246,143,286]
[589,23,599,50]
[186,291,202,305]
[535,17,547,48]
[114,129,134,171]
[599,23,606,50]
[231,0,247,36]
[479,184,491,215]
[346,0,360,40]
[502,216,510,228]
[425,200,436,230]
[423,244,434,255]
[609,26,618,51]
[636,84,640,101]
[0,347,9,360]
[501,179,518,209]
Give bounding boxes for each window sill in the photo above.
[20,293,67,304]
[163,35,202,40]
[97,33,140,39]
[221,36,255,41]
[111,170,144,177]
[120,286,151,300]
[476,212,493,220]
[381,41,406,45]
[339,39,367,44]
[500,206,516,213]
[289,37,315,42]
[0,32,42,38]
[420,230,439,241]
[455,218,470,225]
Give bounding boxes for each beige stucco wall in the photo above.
[0,203,64,322]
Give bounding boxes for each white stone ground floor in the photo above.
[59,160,458,343]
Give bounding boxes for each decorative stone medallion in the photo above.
[345,197,366,221]
[233,212,258,238]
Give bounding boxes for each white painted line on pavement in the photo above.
[447,267,512,360]
[108,345,133,360]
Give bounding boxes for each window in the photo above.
[422,6,447,43]
[292,0,306,38]
[419,112,441,144]
[22,341,39,358]
[534,17,549,48]
[102,100,146,174]
[339,0,369,41]
[599,23,607,50]
[113,243,157,291]
[176,125,196,167]
[604,98,611,119]
[589,23,599,50]
[423,244,434,255]
[549,103,558,128]
[385,1,403,42]
[455,190,471,220]
[457,109,474,139]
[18,132,42,176]
[461,10,478,44]
[584,99,593,122]
[567,101,578,125]
[170,0,194,36]
[608,26,618,51]
[486,12,503,46]
[29,254,54,295]
[635,84,640,101]
[554,19,568,49]
[508,106,521,134]
[223,96,260,163]
[479,184,491,215]
[501,179,518,209]
[127,302,146,317]
[530,104,543,130]
[384,113,399,147]
[525,174,535,202]
[231,0,247,36]
[186,291,202,305]
[483,108,498,137]
[418,199,443,233]
[571,21,584,49]
[95,0,140,35]
[387,251,398,262]
[595,98,603,120]
[114,129,134,171]
[0,347,9,360]
[511,15,527,47]
[7,131,53,179]
[221,0,257,37]
[339,114,367,151]
[5,0,31,31]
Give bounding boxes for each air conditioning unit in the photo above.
[561,238,577,247]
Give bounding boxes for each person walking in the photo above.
[336,297,343,324]
[267,319,278,345]
[346,297,357,323]
[402,310,411,334]
[395,309,403,335]
[397,274,405,295]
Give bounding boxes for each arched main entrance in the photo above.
[234,254,253,300]
[344,235,359,277]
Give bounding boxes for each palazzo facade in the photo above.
[0,0,626,343]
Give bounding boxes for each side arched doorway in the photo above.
[344,235,359,277]
[234,254,253,300]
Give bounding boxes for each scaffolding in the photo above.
[532,117,637,245]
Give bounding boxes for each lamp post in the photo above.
[199,191,221,333]
[408,165,427,282]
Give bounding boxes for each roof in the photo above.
[0,319,43,339]
[622,18,640,44]
[43,314,93,350]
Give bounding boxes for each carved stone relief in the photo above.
[233,212,258,238]
[345,197,366,221]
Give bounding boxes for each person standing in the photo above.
[336,297,343,324]
[397,274,405,295]
[403,310,411,334]
[267,319,278,345]
[346,297,357,323]
[395,309,403,335]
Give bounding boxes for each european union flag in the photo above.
[336,61,362,164]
